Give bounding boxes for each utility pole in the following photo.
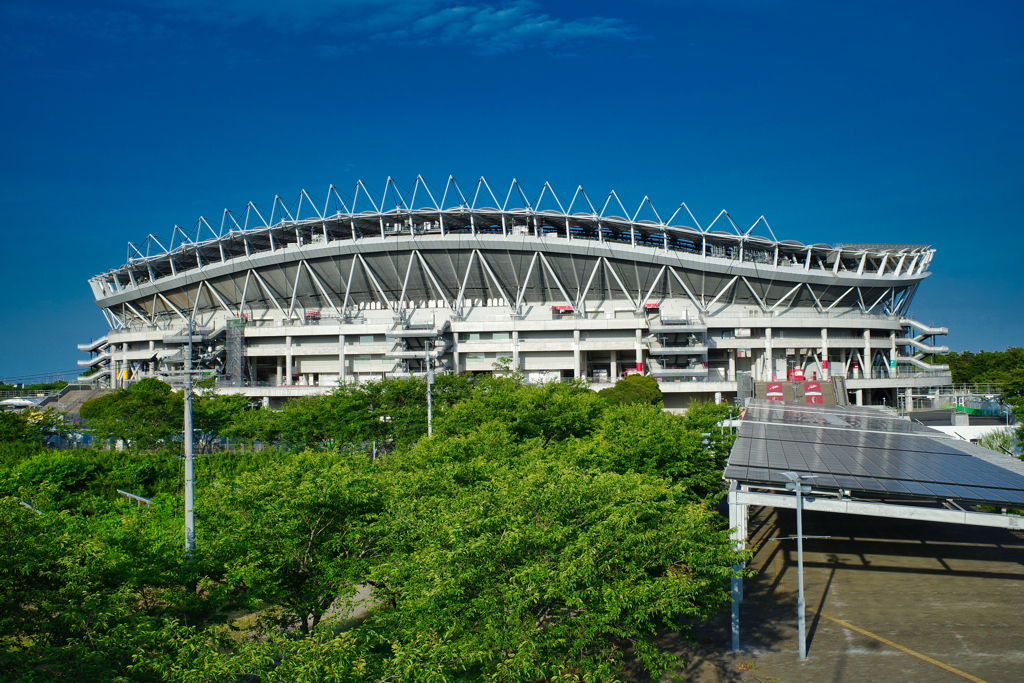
[183,321,195,559]
[425,338,433,437]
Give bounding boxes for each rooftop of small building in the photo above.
[910,409,1012,427]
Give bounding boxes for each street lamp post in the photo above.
[782,471,816,660]
[425,338,433,437]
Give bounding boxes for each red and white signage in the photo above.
[766,382,784,401]
[804,381,823,404]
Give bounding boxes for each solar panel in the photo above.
[726,399,1024,507]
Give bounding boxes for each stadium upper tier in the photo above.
[88,177,933,324]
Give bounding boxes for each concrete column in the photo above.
[611,349,618,380]
[512,330,519,371]
[856,389,864,405]
[863,329,872,380]
[276,356,282,385]
[573,329,581,379]
[122,343,129,387]
[728,352,736,381]
[905,386,913,412]
[453,337,460,374]
[715,391,722,405]
[339,334,346,383]
[764,327,773,381]
[285,335,293,385]
[635,329,643,373]
[821,328,829,380]
[890,331,897,378]
[840,348,847,378]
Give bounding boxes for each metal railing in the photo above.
[0,390,60,399]
[707,307,899,322]
[850,369,952,379]
[655,377,717,384]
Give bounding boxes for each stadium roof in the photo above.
[108,176,934,274]
[85,177,936,326]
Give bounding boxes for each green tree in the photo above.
[80,378,183,451]
[598,373,663,407]
[371,445,748,681]
[934,347,1024,385]
[10,450,108,510]
[0,408,73,446]
[2,371,749,681]
[591,402,728,497]
[978,429,1017,457]
[222,406,282,448]
[436,373,605,445]
[127,622,380,683]
[268,374,475,453]
[0,411,34,444]
[192,391,249,453]
[202,451,383,635]
[0,494,228,681]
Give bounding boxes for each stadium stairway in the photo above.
[753,379,843,405]
[47,384,110,420]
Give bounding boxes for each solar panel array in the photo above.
[725,400,1024,507]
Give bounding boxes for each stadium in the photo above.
[77,176,953,410]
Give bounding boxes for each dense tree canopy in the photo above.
[203,452,384,635]
[932,347,1024,444]
[0,411,35,445]
[597,374,663,407]
[934,347,1024,389]
[1,373,745,682]
[80,378,184,451]
[373,439,739,679]
[0,409,72,448]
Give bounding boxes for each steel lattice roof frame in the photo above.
[90,176,936,329]
[111,176,933,277]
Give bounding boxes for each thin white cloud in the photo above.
[370,2,634,54]
[2,1,636,59]
[149,0,637,53]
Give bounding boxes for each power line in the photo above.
[0,370,83,382]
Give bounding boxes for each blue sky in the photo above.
[2,0,1022,380]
